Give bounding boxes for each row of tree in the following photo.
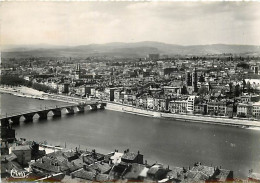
[1,75,57,93]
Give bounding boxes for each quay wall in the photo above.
[106,102,260,128]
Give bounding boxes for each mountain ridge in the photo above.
[2,41,260,58]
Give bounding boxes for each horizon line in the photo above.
[2,41,260,48]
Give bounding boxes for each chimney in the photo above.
[83,165,87,170]
[183,167,187,173]
[71,174,75,179]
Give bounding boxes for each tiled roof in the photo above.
[191,165,215,177]
[166,167,183,179]
[1,153,17,162]
[147,164,163,175]
[89,162,111,174]
[96,173,111,181]
[185,171,208,181]
[71,169,96,180]
[82,156,95,165]
[31,157,69,173]
[63,151,78,159]
[71,158,84,168]
[12,145,31,151]
[214,169,232,181]
[121,152,138,161]
[124,163,147,180]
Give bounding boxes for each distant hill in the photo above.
[2,41,260,58]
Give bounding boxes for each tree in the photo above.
[199,74,205,82]
[198,86,208,96]
[181,85,188,95]
[229,83,234,98]
[247,82,253,94]
[235,84,241,97]
[242,79,246,93]
[237,62,249,69]
[209,83,212,91]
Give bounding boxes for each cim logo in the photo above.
[11,168,29,178]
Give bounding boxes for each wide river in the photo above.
[1,93,260,179]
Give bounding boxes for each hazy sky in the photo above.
[1,1,260,46]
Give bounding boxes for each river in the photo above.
[1,93,260,179]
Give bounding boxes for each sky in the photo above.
[1,1,260,46]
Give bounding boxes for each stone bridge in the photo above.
[1,101,106,126]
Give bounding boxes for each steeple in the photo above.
[76,63,81,79]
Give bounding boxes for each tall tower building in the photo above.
[186,71,192,86]
[75,63,81,79]
[193,68,198,92]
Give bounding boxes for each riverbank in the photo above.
[0,86,76,104]
[2,85,260,128]
[0,85,46,99]
[106,102,260,128]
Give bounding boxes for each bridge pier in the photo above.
[90,104,98,111]
[10,116,21,125]
[1,118,10,127]
[38,111,48,120]
[52,109,62,118]
[77,106,85,113]
[1,102,107,125]
[66,107,75,115]
[23,113,35,122]
[100,103,106,110]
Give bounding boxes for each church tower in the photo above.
[75,63,81,79]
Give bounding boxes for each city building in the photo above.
[237,103,253,117]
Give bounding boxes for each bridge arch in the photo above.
[1,102,106,125]
[22,112,38,122]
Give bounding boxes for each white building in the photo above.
[187,95,196,113]
[245,79,260,90]
[237,103,253,117]
[253,102,260,118]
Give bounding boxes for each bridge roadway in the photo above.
[1,101,106,126]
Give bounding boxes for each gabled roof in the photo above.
[121,152,138,161]
[31,157,69,173]
[88,162,111,174]
[72,169,95,180]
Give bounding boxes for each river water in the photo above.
[1,93,260,179]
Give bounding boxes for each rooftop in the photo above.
[121,152,139,161]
